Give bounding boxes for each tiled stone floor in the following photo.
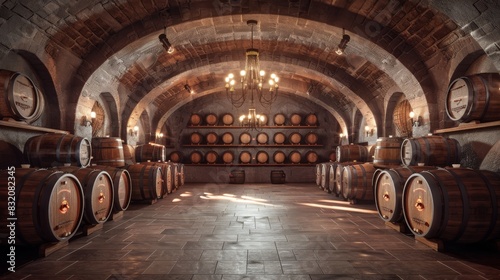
[3,182,500,279]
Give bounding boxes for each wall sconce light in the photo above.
[159,27,175,54]
[184,84,194,94]
[82,111,96,127]
[335,29,350,55]
[156,132,164,139]
[365,125,373,137]
[129,125,139,136]
[409,111,421,127]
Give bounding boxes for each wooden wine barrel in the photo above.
[125,163,163,201]
[205,151,218,164]
[288,150,301,164]
[190,113,202,126]
[190,132,203,145]
[206,132,218,145]
[289,132,302,145]
[239,151,252,164]
[273,151,286,164]
[221,151,234,164]
[445,73,500,123]
[221,132,234,144]
[374,165,437,223]
[290,113,302,126]
[169,151,183,163]
[336,144,369,163]
[123,143,136,165]
[270,170,286,184]
[305,114,318,126]
[327,163,337,193]
[24,133,92,168]
[305,151,318,164]
[142,161,173,195]
[320,162,335,192]
[305,132,319,145]
[135,143,166,162]
[393,99,413,137]
[165,162,179,190]
[177,163,185,187]
[274,113,286,125]
[403,168,500,243]
[221,113,234,125]
[256,132,269,144]
[372,137,404,168]
[329,151,336,162]
[229,170,245,184]
[56,166,114,225]
[259,114,268,125]
[315,163,322,186]
[0,168,84,245]
[333,162,362,197]
[256,151,269,164]
[239,132,252,144]
[205,113,218,126]
[92,165,132,213]
[0,70,43,123]
[400,136,460,167]
[273,132,286,144]
[341,163,376,202]
[190,151,203,164]
[91,137,125,167]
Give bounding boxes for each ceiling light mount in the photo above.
[335,29,350,55]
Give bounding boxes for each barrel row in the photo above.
[189,131,319,145]
[190,112,318,126]
[187,150,319,164]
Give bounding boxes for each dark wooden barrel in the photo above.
[290,113,302,126]
[334,162,362,197]
[289,132,302,145]
[256,132,269,144]
[221,151,234,164]
[206,132,218,145]
[239,151,252,164]
[329,151,336,162]
[190,151,203,164]
[135,143,165,162]
[169,151,183,163]
[273,113,286,125]
[372,137,404,168]
[221,113,234,125]
[0,168,84,245]
[239,132,252,144]
[91,137,125,167]
[123,143,136,165]
[142,161,173,195]
[229,170,245,184]
[56,166,114,225]
[0,70,43,123]
[256,151,269,164]
[445,73,500,122]
[305,114,318,126]
[221,132,234,144]
[393,99,413,137]
[336,144,369,163]
[205,113,218,126]
[125,163,163,201]
[0,139,23,169]
[273,151,286,164]
[24,133,92,168]
[190,132,203,145]
[288,150,301,164]
[92,165,132,213]
[374,165,437,223]
[270,170,286,184]
[315,163,322,186]
[305,151,318,164]
[190,113,202,125]
[403,168,500,243]
[205,151,218,164]
[305,132,319,145]
[273,132,286,144]
[341,163,376,202]
[400,135,461,167]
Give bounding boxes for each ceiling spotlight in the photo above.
[335,29,350,55]
[159,28,174,54]
[184,84,194,94]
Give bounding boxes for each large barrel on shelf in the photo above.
[259,114,268,125]
[273,151,286,164]
[393,99,413,137]
[24,133,92,168]
[400,135,460,167]
[256,151,269,164]
[169,151,183,163]
[190,151,203,164]
[273,113,286,125]
[206,132,218,145]
[190,132,203,145]
[56,166,114,225]
[125,163,163,201]
[304,151,318,164]
[336,144,369,163]
[142,161,173,195]
[221,132,234,144]
[256,132,269,144]
[189,113,202,126]
[341,163,376,202]
[221,151,234,164]
[205,113,218,126]
[135,143,165,162]
[445,73,500,123]
[372,137,404,168]
[205,151,218,164]
[273,132,286,144]
[91,137,125,167]
[0,70,44,123]
[239,132,252,144]
[305,114,318,126]
[304,132,318,145]
[374,165,437,223]
[290,113,302,126]
[221,113,234,125]
[289,132,302,145]
[288,150,301,164]
[403,168,500,243]
[92,165,132,213]
[0,168,84,245]
[239,151,252,164]
[123,143,136,165]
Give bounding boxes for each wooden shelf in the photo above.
[433,120,500,134]
[187,125,318,129]
[0,120,70,134]
[184,163,316,167]
[182,144,323,148]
